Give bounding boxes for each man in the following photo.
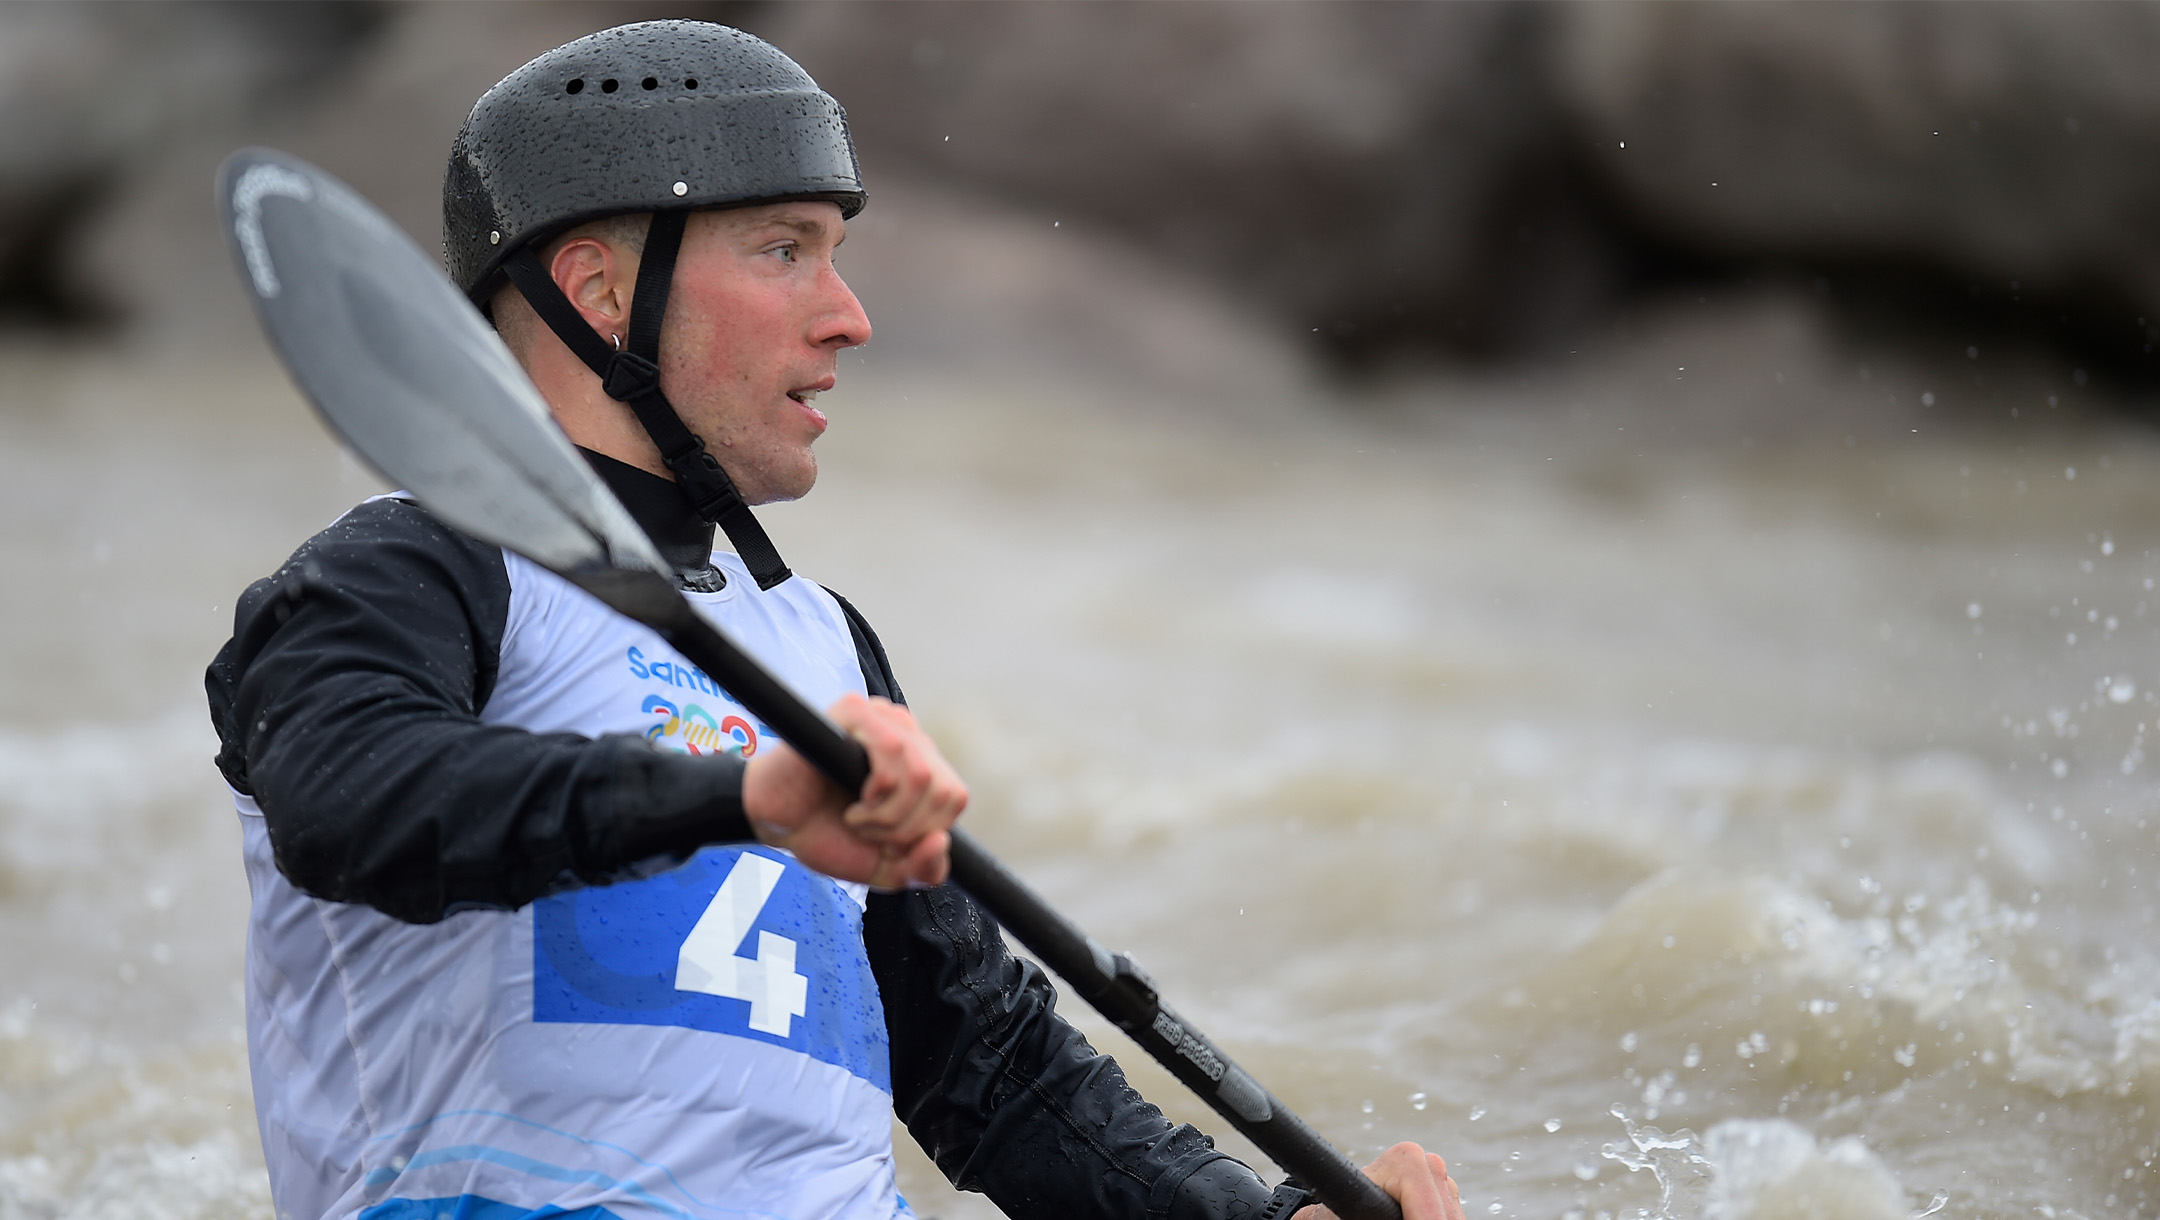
[208,20,1463,1220]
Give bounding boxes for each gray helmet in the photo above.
[444,21,866,591]
[444,19,865,306]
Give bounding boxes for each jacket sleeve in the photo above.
[205,497,752,924]
[835,591,1279,1220]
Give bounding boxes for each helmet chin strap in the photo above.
[501,210,793,590]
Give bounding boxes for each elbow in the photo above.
[259,785,451,925]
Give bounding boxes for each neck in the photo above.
[577,447,724,591]
[524,327,671,478]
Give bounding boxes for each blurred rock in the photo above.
[832,178,1305,408]
[78,2,609,351]
[15,1,2160,395]
[0,1,387,326]
[762,1,1620,362]
[761,1,2160,383]
[1554,1,2160,380]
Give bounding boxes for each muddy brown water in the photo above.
[2,328,2157,1219]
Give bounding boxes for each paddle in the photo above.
[216,147,1402,1220]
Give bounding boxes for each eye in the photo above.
[766,241,799,263]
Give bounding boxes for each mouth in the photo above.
[787,382,832,430]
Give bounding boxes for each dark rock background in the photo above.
[759,0,2160,386]
[0,1,387,326]
[1549,2,2160,392]
[9,0,2158,396]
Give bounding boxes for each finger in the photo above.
[741,742,847,837]
[1413,1153,1460,1220]
[823,691,875,726]
[1422,1154,1464,1220]
[862,827,949,891]
[841,700,932,823]
[864,842,906,891]
[828,693,913,747]
[850,758,965,851]
[1362,1143,1455,1220]
[847,718,965,844]
[899,827,950,888]
[846,744,934,834]
[827,693,900,801]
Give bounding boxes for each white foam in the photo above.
[0,1002,266,1220]
[1702,1119,1908,1220]
[0,1133,272,1220]
[0,712,220,875]
[1599,1113,1913,1220]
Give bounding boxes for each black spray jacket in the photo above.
[206,452,1291,1220]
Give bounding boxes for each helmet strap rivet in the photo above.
[671,180,689,197]
[489,230,500,245]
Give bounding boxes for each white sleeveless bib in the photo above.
[238,548,909,1220]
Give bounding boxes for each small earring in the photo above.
[609,332,622,350]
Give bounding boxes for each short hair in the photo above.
[577,212,651,259]
[490,212,652,359]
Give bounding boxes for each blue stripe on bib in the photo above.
[533,845,890,1092]
[359,1194,624,1220]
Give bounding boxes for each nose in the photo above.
[809,267,871,351]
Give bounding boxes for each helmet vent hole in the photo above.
[600,78,619,93]
[565,78,584,95]
[684,78,698,90]
[641,76,658,91]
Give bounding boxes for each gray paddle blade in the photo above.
[216,147,665,579]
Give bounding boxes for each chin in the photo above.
[747,460,818,506]
[785,453,820,500]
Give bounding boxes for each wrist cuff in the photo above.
[609,741,753,867]
[1162,1149,1275,1220]
[1259,1179,1315,1220]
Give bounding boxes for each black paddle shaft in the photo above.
[580,567,1403,1220]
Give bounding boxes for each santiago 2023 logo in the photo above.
[628,645,774,757]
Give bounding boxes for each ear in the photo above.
[549,236,635,343]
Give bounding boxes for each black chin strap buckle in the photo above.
[670,449,744,517]
[602,351,662,402]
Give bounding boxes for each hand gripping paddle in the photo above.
[216,147,1402,1220]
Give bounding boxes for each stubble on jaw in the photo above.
[713,433,818,507]
[661,207,854,506]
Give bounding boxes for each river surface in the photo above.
[2,310,2158,1219]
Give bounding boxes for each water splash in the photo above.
[1701,1118,1907,1219]
[1599,1106,1711,1219]
[1600,1110,1916,1220]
